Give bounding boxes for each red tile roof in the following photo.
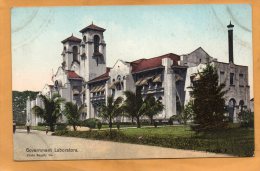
[131,53,180,73]
[80,23,106,33]
[87,53,180,83]
[61,35,82,44]
[67,71,82,80]
[88,68,111,83]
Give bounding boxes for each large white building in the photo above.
[27,22,251,126]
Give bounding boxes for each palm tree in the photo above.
[98,95,123,132]
[123,89,146,128]
[63,102,83,131]
[144,95,164,124]
[32,94,64,132]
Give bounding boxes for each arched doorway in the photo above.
[239,100,245,113]
[228,98,236,122]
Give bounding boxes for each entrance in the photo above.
[228,98,236,122]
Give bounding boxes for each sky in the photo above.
[11,4,253,97]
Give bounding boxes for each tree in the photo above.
[190,63,227,131]
[98,95,123,132]
[179,101,194,125]
[63,102,83,131]
[32,94,64,131]
[12,91,39,124]
[144,95,164,124]
[123,89,146,128]
[238,110,254,128]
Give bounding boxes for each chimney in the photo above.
[227,21,234,63]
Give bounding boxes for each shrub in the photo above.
[80,118,100,129]
[116,123,120,130]
[38,122,48,126]
[154,121,158,128]
[238,110,254,128]
[55,124,67,131]
[169,115,181,124]
[97,122,102,130]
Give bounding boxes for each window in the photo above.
[239,74,244,86]
[83,36,86,42]
[220,71,225,83]
[117,84,122,91]
[94,35,100,53]
[72,46,78,61]
[230,73,234,85]
[112,89,115,97]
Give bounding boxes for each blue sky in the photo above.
[11,4,253,96]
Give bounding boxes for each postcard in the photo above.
[11,4,254,161]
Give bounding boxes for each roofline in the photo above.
[130,53,180,64]
[131,66,165,74]
[111,59,130,69]
[87,76,110,84]
[181,47,212,58]
[61,36,82,44]
[213,61,248,68]
[79,25,106,33]
[68,77,83,80]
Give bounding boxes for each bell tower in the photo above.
[79,22,107,81]
[61,34,81,70]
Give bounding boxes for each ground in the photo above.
[13,129,230,160]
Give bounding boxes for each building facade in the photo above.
[26,22,251,126]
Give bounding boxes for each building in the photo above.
[26,22,251,126]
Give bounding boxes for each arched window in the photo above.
[83,36,86,42]
[94,35,100,53]
[228,98,236,122]
[73,46,78,61]
[116,75,122,90]
[239,100,245,113]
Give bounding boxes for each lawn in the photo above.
[122,126,193,137]
[53,125,254,157]
[16,126,46,131]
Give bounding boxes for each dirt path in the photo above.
[13,129,232,160]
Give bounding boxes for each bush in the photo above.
[38,122,48,126]
[97,122,102,130]
[238,110,254,128]
[169,115,181,124]
[116,123,120,130]
[55,124,67,131]
[154,121,158,128]
[80,118,100,129]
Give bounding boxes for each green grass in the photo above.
[121,126,193,137]
[53,125,254,157]
[101,124,137,129]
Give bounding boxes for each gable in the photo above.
[110,60,131,79]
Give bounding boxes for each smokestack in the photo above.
[227,21,234,63]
